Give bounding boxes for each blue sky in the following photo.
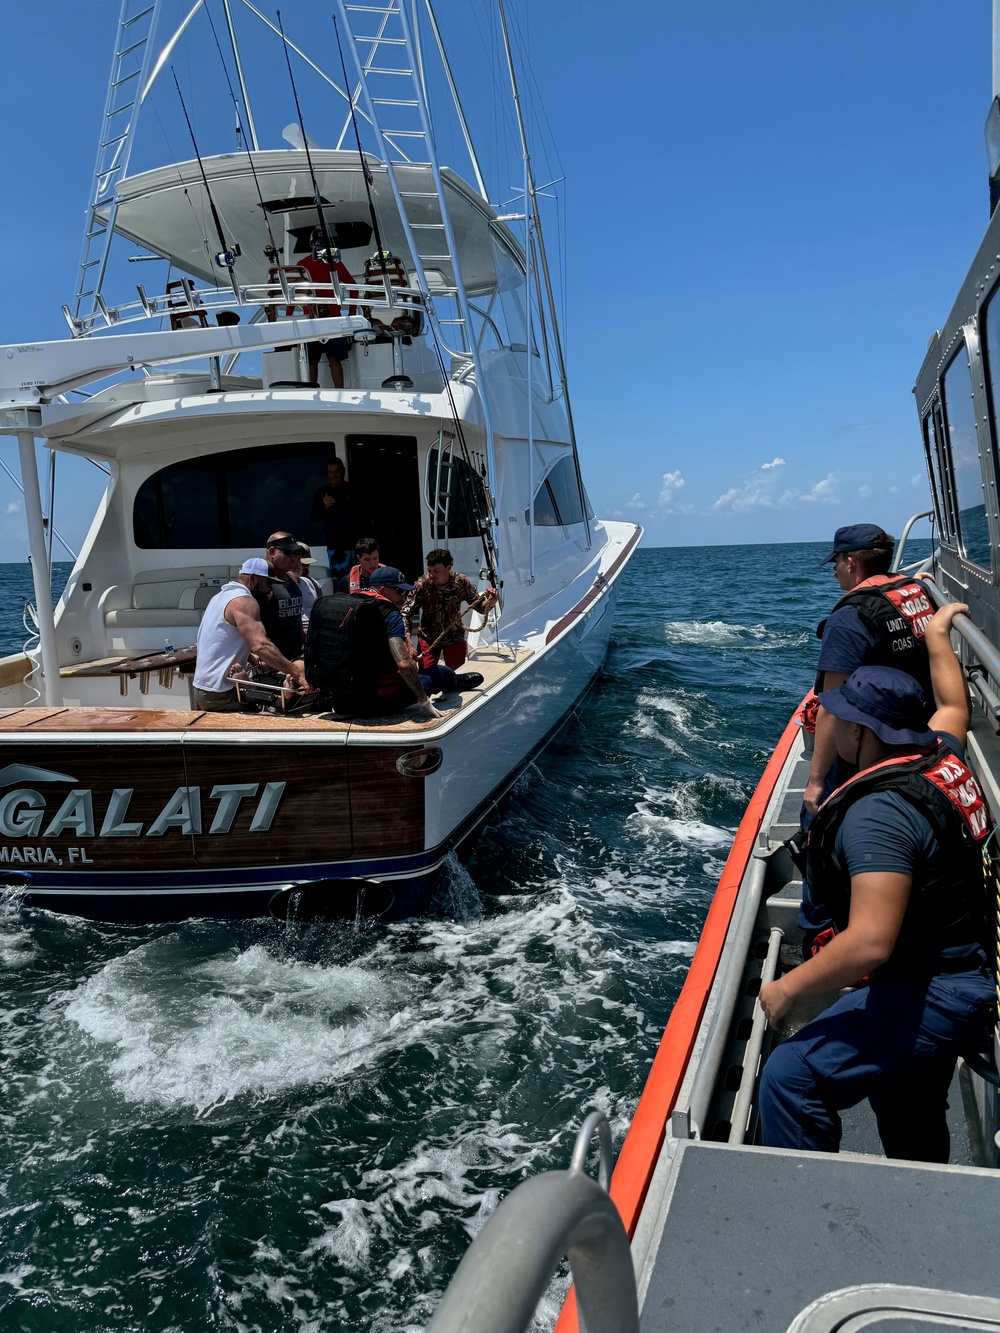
[0,1,992,557]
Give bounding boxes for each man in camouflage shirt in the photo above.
[402,547,498,669]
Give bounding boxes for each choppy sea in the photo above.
[0,542,927,1331]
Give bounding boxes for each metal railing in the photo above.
[890,509,934,574]
[426,1113,638,1333]
[62,276,429,338]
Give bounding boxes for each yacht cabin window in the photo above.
[134,441,340,549]
[527,456,588,528]
[942,346,991,569]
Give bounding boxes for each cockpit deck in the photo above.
[0,645,528,735]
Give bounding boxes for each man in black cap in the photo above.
[262,533,306,660]
[759,602,993,1161]
[803,523,934,817]
[302,565,483,720]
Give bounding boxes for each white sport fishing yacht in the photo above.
[0,1,638,923]
[423,26,1000,1333]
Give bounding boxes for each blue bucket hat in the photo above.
[821,523,893,564]
[368,565,414,592]
[819,666,935,747]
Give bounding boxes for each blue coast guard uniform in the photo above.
[761,668,995,1161]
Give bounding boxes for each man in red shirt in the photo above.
[292,230,357,388]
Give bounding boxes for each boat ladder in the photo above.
[73,0,162,325]
[332,0,498,459]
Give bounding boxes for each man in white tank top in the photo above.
[193,558,308,712]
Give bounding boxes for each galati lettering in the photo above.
[0,768,287,841]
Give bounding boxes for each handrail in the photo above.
[891,508,934,573]
[569,1110,613,1190]
[62,277,427,338]
[728,925,783,1144]
[924,578,1000,690]
[426,1114,638,1333]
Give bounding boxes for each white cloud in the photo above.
[626,492,645,510]
[6,500,21,514]
[760,457,785,470]
[713,468,839,512]
[658,469,692,513]
[910,473,925,488]
[806,474,837,501]
[610,508,623,518]
[857,484,872,499]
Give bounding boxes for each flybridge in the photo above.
[0,315,365,409]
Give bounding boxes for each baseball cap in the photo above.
[266,536,302,555]
[821,524,893,564]
[295,542,317,565]
[368,566,414,592]
[819,666,935,747]
[239,557,281,581]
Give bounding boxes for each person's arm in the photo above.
[803,671,848,813]
[759,869,912,1026]
[388,636,440,718]
[925,601,972,745]
[401,586,420,655]
[226,596,308,689]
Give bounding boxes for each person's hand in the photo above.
[802,777,825,815]
[415,698,442,720]
[322,494,335,508]
[926,601,969,636]
[759,979,792,1029]
[227,662,248,680]
[481,587,499,610]
[284,661,309,692]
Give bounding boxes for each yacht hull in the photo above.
[0,580,621,924]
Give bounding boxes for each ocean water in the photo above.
[0,543,926,1330]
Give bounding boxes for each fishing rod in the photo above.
[276,9,339,280]
[170,67,242,303]
[204,2,290,308]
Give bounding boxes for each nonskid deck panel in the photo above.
[639,1139,1000,1333]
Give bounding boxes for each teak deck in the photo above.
[0,646,529,735]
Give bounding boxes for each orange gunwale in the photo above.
[554,703,804,1333]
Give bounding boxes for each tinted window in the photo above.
[134,442,339,548]
[943,347,990,568]
[529,479,561,526]
[544,456,586,526]
[527,455,587,527]
[427,448,488,540]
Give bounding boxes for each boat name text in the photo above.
[0,782,287,841]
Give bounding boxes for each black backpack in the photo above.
[302,592,395,698]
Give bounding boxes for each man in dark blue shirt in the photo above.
[759,602,994,1161]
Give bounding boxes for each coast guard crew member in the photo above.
[804,523,934,816]
[759,601,994,1162]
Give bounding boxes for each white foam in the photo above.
[62,941,419,1114]
[630,812,732,847]
[663,619,808,649]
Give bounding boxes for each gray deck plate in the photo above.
[640,1140,1000,1333]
